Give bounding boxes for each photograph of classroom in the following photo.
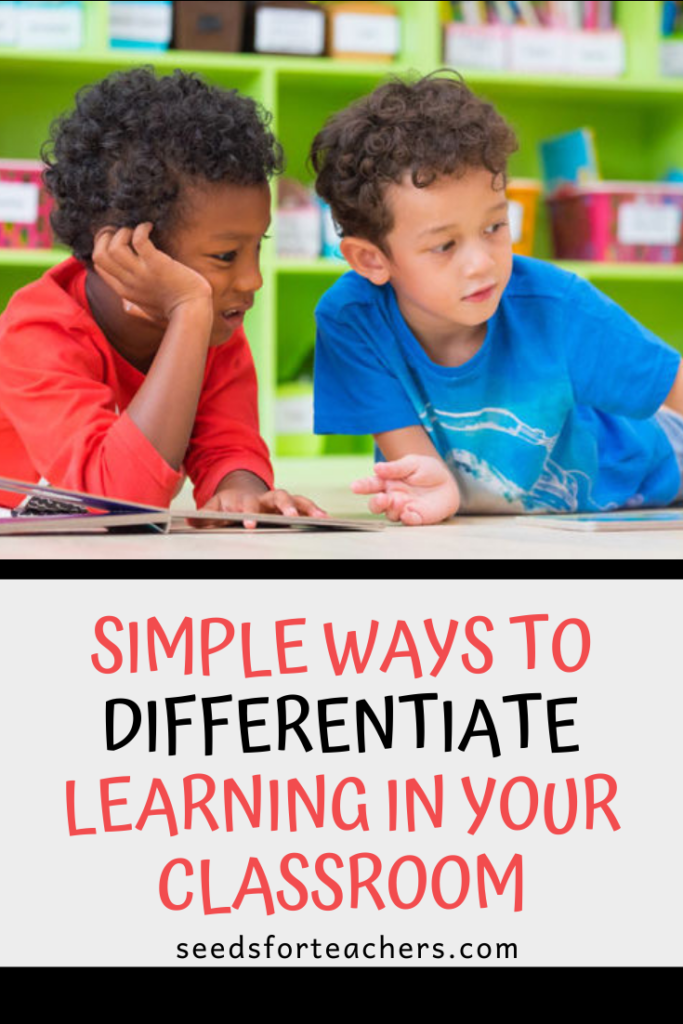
[0,1,682,561]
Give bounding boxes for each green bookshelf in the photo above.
[1,0,683,480]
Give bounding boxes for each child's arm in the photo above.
[92,225,215,471]
[352,426,460,526]
[665,364,683,417]
[95,226,326,522]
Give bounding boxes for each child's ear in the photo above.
[341,237,391,286]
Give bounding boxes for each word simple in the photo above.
[91,615,591,678]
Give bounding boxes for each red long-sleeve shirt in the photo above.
[0,257,274,510]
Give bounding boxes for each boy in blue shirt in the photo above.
[310,73,683,525]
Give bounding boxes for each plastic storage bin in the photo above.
[326,1,400,62]
[246,1,326,56]
[507,179,541,257]
[547,183,683,263]
[444,24,625,77]
[0,160,54,249]
[173,1,246,53]
[109,1,173,50]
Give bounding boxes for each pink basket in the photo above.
[547,183,683,263]
[0,160,54,249]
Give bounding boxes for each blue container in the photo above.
[109,0,173,50]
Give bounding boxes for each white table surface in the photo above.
[1,480,680,561]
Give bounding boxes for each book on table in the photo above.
[517,511,683,532]
[0,479,384,534]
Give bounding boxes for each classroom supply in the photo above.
[325,1,400,62]
[0,478,384,533]
[0,1,17,45]
[506,178,541,256]
[444,21,508,71]
[539,128,600,192]
[518,511,683,531]
[661,0,683,76]
[443,1,624,75]
[109,0,173,50]
[15,1,84,50]
[0,159,53,249]
[547,183,683,263]
[173,1,246,52]
[247,0,327,56]
[277,179,322,258]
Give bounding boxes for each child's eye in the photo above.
[212,251,238,264]
[485,221,509,235]
[432,240,455,254]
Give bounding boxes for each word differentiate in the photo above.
[105,693,581,757]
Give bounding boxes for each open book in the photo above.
[0,478,384,535]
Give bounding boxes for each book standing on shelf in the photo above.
[447,2,616,30]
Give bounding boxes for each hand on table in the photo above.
[352,455,460,527]
[198,487,328,531]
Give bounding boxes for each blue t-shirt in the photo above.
[314,256,682,514]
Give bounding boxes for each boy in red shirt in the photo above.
[0,68,325,523]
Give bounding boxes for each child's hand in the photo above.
[352,455,460,526]
[92,224,213,323]
[199,487,328,531]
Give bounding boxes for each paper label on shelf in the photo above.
[509,28,567,74]
[661,41,683,77]
[508,200,524,245]
[17,1,84,51]
[444,26,508,72]
[0,2,17,46]
[333,13,400,55]
[276,394,314,436]
[255,8,325,55]
[109,1,173,45]
[569,31,625,77]
[618,202,683,247]
[277,208,322,259]
[0,182,40,224]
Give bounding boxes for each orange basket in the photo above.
[507,179,542,257]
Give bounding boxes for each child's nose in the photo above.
[235,258,263,294]
[461,243,496,277]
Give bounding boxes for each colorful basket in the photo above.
[547,183,683,263]
[0,159,54,249]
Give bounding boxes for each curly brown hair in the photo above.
[310,71,518,251]
[42,67,283,264]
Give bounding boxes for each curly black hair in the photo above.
[42,67,284,263]
[310,71,518,251]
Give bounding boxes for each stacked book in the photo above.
[444,0,624,76]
